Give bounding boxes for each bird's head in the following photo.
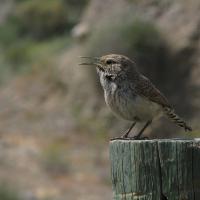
[79,54,137,81]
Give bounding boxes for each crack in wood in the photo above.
[110,139,200,200]
[156,142,168,200]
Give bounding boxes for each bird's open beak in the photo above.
[79,62,99,66]
[78,56,101,67]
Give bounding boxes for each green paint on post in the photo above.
[109,139,200,200]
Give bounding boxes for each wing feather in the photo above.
[134,75,171,108]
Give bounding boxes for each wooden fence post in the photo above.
[109,139,200,200]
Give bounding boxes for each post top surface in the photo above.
[110,138,200,144]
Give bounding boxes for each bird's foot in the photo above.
[110,136,149,141]
[110,136,130,141]
[127,136,149,140]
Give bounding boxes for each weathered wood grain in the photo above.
[109,139,200,200]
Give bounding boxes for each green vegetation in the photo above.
[41,141,70,175]
[7,0,89,40]
[15,0,68,39]
[0,184,20,200]
[0,35,71,83]
[0,0,88,82]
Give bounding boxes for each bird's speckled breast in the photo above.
[104,84,162,122]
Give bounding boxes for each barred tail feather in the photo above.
[163,107,192,132]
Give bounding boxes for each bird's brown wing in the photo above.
[134,75,171,108]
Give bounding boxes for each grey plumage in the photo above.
[80,54,192,139]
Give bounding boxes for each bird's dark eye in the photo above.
[106,59,115,65]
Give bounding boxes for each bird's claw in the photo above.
[110,136,129,141]
[110,136,149,141]
[127,136,149,140]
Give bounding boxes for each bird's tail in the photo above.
[163,107,192,131]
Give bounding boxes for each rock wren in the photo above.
[80,54,192,139]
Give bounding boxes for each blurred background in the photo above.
[0,0,199,199]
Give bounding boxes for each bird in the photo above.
[79,54,192,139]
